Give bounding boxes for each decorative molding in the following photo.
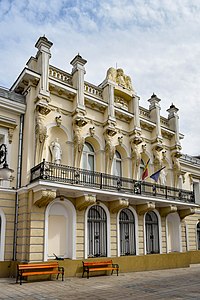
[76,194,96,211]
[136,202,155,215]
[109,199,129,213]
[55,115,62,127]
[160,205,177,217]
[33,189,57,207]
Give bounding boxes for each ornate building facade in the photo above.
[0,36,200,277]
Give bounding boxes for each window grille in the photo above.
[87,205,107,257]
[119,208,136,256]
[145,211,159,254]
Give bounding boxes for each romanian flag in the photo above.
[150,166,166,182]
[142,159,150,181]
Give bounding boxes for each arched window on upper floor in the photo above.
[82,142,95,172]
[113,151,122,177]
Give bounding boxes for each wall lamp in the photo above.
[0,144,14,181]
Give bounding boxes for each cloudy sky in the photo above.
[0,0,199,156]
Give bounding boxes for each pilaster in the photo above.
[70,54,87,111]
[35,36,53,99]
[148,94,163,150]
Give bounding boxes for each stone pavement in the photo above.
[1,266,200,300]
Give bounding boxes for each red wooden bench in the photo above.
[16,262,64,285]
[82,260,119,279]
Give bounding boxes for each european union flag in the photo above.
[150,166,166,182]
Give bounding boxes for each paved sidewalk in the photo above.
[1,266,200,300]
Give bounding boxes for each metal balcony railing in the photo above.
[30,160,195,204]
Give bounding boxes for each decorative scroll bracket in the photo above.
[178,208,196,220]
[76,194,96,211]
[160,205,177,217]
[109,199,129,214]
[33,189,57,207]
[136,202,155,215]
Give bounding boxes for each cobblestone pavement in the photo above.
[1,266,200,300]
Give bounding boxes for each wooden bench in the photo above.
[82,260,119,279]
[16,262,64,285]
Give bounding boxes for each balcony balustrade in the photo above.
[30,160,195,204]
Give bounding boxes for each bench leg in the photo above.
[87,270,89,279]
[20,275,22,285]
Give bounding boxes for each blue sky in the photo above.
[0,0,200,155]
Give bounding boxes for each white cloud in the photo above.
[0,0,200,155]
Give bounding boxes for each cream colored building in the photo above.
[0,36,200,277]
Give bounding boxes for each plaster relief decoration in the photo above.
[89,126,95,137]
[118,136,123,145]
[114,96,128,111]
[73,115,87,167]
[131,141,141,180]
[106,67,134,91]
[35,103,51,164]
[153,147,162,170]
[105,130,115,174]
[130,129,143,146]
[55,115,62,127]
[8,128,14,144]
[50,138,62,164]
[172,151,182,188]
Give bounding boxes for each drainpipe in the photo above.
[13,114,24,261]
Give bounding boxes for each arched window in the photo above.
[119,208,136,256]
[197,222,200,250]
[87,205,107,257]
[82,142,95,171]
[114,151,122,177]
[145,211,159,254]
[45,200,76,260]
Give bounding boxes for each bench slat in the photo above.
[88,267,117,271]
[21,270,62,276]
[18,265,59,270]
